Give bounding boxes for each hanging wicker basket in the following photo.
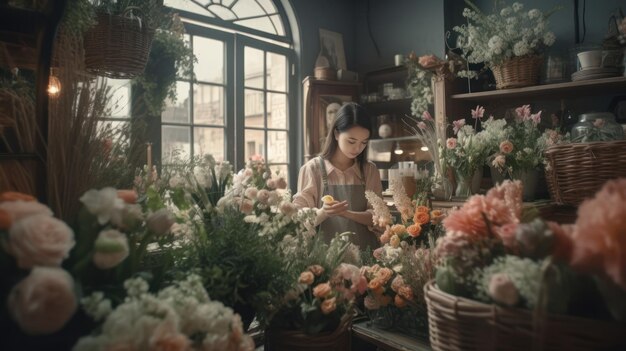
[83,8,154,79]
[491,55,543,89]
[424,280,626,351]
[544,140,626,206]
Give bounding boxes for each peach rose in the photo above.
[398,286,414,301]
[256,189,270,204]
[391,224,406,235]
[367,278,383,291]
[0,191,36,202]
[499,140,514,154]
[299,271,315,285]
[488,273,519,306]
[308,265,324,276]
[430,210,445,225]
[415,206,429,213]
[413,211,430,225]
[116,190,138,204]
[495,222,518,250]
[8,214,75,269]
[394,294,407,308]
[312,282,332,298]
[376,268,394,284]
[266,179,277,189]
[8,267,77,335]
[320,297,337,314]
[239,199,254,214]
[0,200,53,224]
[93,229,129,269]
[390,275,404,293]
[418,54,442,69]
[147,208,175,235]
[406,224,422,238]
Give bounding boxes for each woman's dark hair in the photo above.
[320,102,372,175]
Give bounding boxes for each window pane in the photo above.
[267,130,287,163]
[178,34,192,79]
[162,81,190,123]
[245,129,264,161]
[194,127,224,162]
[244,47,263,89]
[267,93,287,129]
[266,52,286,92]
[193,84,224,125]
[97,121,129,144]
[100,78,131,118]
[162,126,190,163]
[244,89,264,127]
[194,37,224,83]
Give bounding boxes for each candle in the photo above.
[146,142,152,170]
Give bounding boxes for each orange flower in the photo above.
[394,294,407,308]
[415,205,429,213]
[0,209,11,230]
[430,209,445,224]
[116,190,138,204]
[368,278,383,291]
[406,224,422,238]
[391,224,406,235]
[0,192,36,203]
[312,282,332,298]
[398,286,414,301]
[413,211,430,225]
[320,297,337,314]
[298,271,314,285]
[375,268,394,284]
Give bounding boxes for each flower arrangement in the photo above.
[74,274,255,351]
[434,178,626,322]
[453,0,559,78]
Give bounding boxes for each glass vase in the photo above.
[431,174,453,201]
[455,171,472,198]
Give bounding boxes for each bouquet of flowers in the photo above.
[452,0,559,78]
[74,274,255,351]
[434,178,626,323]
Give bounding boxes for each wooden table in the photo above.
[352,321,432,351]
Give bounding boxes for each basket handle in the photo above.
[122,6,144,29]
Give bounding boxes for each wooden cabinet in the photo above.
[302,76,361,161]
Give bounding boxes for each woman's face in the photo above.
[334,126,370,160]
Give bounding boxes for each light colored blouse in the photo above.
[293,158,383,209]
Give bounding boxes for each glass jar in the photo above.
[571,112,624,142]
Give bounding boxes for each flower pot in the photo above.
[264,318,351,351]
[491,56,543,89]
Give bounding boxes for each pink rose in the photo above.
[93,229,129,269]
[488,273,519,306]
[298,271,314,285]
[320,297,337,314]
[0,200,53,224]
[279,201,297,216]
[266,179,277,189]
[244,187,258,199]
[8,267,77,335]
[239,199,254,214]
[147,208,175,235]
[275,177,288,190]
[256,189,270,204]
[499,140,514,154]
[8,214,75,269]
[446,137,457,149]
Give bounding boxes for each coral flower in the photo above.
[407,224,422,238]
[0,191,36,202]
[499,140,514,154]
[415,205,429,213]
[413,211,430,225]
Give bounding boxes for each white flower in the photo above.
[543,32,556,46]
[93,229,129,269]
[80,187,125,225]
[528,9,540,19]
[513,41,531,56]
[512,2,524,12]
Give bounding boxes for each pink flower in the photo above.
[593,118,606,128]
[494,222,518,250]
[256,189,270,204]
[275,177,288,189]
[147,208,175,235]
[499,140,514,154]
[244,187,258,199]
[390,275,404,293]
[418,54,441,69]
[239,199,254,214]
[452,119,465,134]
[492,154,506,169]
[8,267,77,335]
[417,121,427,130]
[279,201,297,216]
[312,282,332,298]
[8,214,75,269]
[471,105,485,119]
[530,111,542,125]
[266,179,277,189]
[93,229,129,269]
[515,105,531,121]
[373,247,384,260]
[422,111,433,121]
[446,137,457,149]
[569,179,626,289]
[488,273,519,306]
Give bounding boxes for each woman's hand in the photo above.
[322,200,348,216]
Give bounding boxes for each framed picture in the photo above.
[302,77,360,160]
[319,29,347,70]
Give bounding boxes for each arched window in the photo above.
[161,0,298,183]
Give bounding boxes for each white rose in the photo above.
[147,208,175,235]
[79,188,124,225]
[8,214,75,269]
[93,229,129,269]
[8,267,77,335]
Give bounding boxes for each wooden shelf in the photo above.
[352,321,432,351]
[451,76,626,102]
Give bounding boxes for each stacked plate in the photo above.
[571,67,622,81]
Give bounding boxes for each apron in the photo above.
[317,156,379,251]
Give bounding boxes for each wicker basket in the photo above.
[264,316,351,351]
[544,140,626,206]
[424,281,626,351]
[491,55,542,89]
[84,9,154,79]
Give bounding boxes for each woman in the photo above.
[293,102,382,250]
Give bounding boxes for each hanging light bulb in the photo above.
[420,146,429,151]
[47,69,61,97]
[394,142,403,155]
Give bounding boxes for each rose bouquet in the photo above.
[73,274,255,351]
[452,0,559,78]
[434,178,626,325]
